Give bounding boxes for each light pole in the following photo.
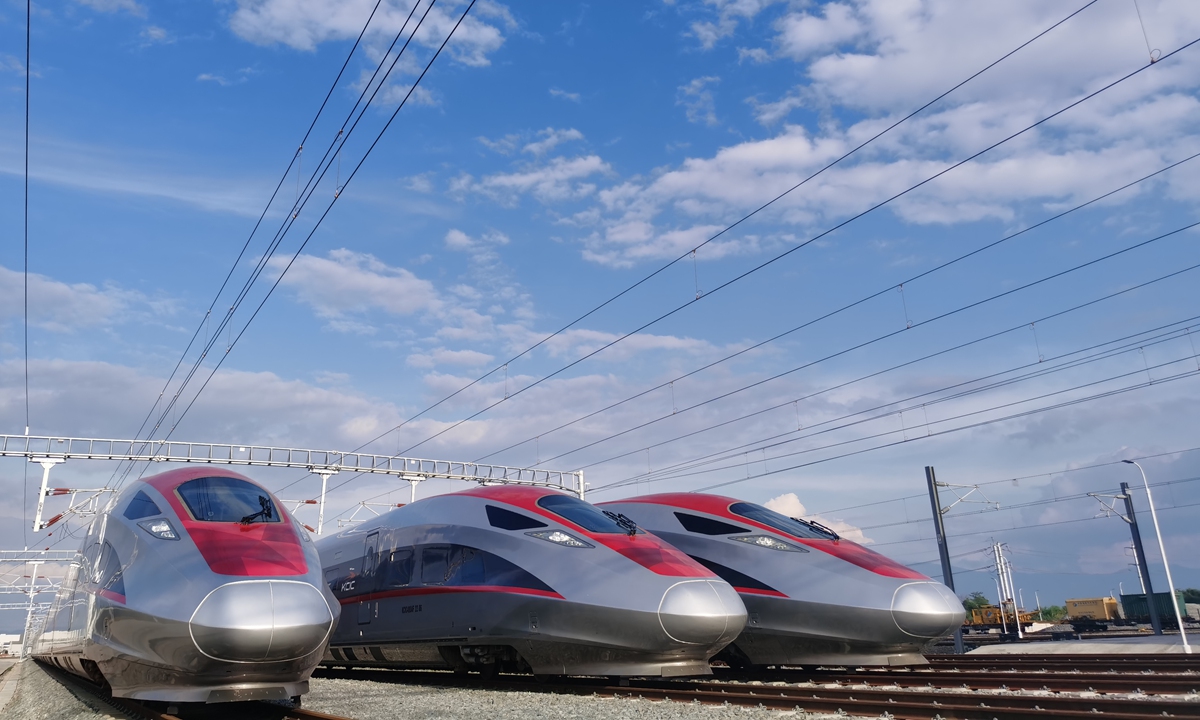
[1123,459,1191,653]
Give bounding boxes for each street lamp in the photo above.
[1123,459,1191,653]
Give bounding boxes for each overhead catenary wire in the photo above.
[605,344,1200,492]
[549,217,1200,477]
[110,0,388,485]
[472,150,1200,467]
[114,0,434,488]
[687,359,1200,495]
[22,0,31,548]
[855,474,1200,533]
[801,444,1200,519]
[327,358,1200,525]
[338,0,1102,459]
[384,32,1200,463]
[140,0,479,461]
[600,314,1200,491]
[873,498,1200,549]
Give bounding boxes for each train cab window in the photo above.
[96,542,126,599]
[536,494,638,534]
[176,476,280,523]
[383,548,415,587]
[674,512,749,535]
[417,543,552,592]
[123,490,162,520]
[728,502,837,539]
[486,505,547,531]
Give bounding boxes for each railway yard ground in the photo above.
[2,648,1199,720]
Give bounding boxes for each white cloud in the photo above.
[269,249,442,324]
[197,73,232,86]
[549,87,581,103]
[228,0,511,68]
[560,1,1200,266]
[460,155,612,205]
[74,0,145,16]
[478,133,520,155]
[140,25,173,45]
[0,136,270,216]
[677,76,721,127]
[774,2,861,60]
[764,492,872,544]
[686,0,783,50]
[523,128,584,157]
[407,348,494,368]
[747,91,805,125]
[737,47,770,64]
[0,264,165,332]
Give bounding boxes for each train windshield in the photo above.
[729,502,837,539]
[176,476,280,524]
[536,494,638,534]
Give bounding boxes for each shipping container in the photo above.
[1066,597,1120,620]
[1119,591,1185,622]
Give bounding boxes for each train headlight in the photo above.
[525,530,594,548]
[137,518,179,540]
[729,534,808,552]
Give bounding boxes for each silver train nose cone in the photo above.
[658,580,748,645]
[891,582,966,638]
[190,580,334,662]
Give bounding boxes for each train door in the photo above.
[358,531,380,625]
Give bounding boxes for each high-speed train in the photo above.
[599,493,965,667]
[33,467,338,703]
[317,485,746,677]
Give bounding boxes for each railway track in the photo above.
[315,665,1200,719]
[38,661,351,720]
[715,666,1200,694]
[925,653,1200,673]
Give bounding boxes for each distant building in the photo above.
[0,633,21,656]
[1186,603,1200,621]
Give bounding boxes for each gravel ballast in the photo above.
[2,661,124,720]
[303,675,856,720]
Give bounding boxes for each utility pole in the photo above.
[925,466,964,653]
[1120,481,1163,636]
[992,542,1023,639]
[1122,461,1190,652]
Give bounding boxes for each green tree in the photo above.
[1038,605,1068,622]
[961,591,991,611]
[1183,588,1200,604]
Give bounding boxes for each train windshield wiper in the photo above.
[240,495,274,525]
[603,510,640,536]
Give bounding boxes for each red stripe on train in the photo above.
[340,585,564,605]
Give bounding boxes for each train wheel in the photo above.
[478,663,498,681]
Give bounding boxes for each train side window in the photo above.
[96,542,126,600]
[421,545,450,585]
[674,512,749,535]
[480,551,553,592]
[384,549,415,587]
[123,491,162,520]
[446,546,484,585]
[485,505,547,531]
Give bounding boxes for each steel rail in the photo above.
[313,666,1200,719]
[712,667,1200,695]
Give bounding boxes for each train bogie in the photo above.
[599,494,965,667]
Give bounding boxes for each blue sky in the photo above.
[3,0,1200,628]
